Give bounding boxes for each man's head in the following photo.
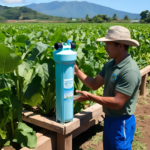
[104,41,129,59]
[97,26,139,59]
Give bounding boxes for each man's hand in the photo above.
[73,90,90,102]
[74,63,79,75]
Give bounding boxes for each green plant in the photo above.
[0,44,37,149]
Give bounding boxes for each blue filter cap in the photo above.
[67,40,72,43]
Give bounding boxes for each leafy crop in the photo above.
[0,23,150,148]
[0,45,37,149]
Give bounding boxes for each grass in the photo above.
[134,127,144,139]
[139,115,150,120]
[137,96,149,106]
[140,101,148,105]
[132,140,147,150]
[87,148,94,150]
[91,133,103,145]
[132,127,147,150]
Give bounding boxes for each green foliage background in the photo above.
[0,23,150,148]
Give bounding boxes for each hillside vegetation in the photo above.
[0,5,66,21]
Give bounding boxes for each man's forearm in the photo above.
[88,93,121,110]
[76,69,95,90]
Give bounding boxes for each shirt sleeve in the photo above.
[99,65,105,78]
[115,70,140,96]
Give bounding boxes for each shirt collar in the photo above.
[110,55,131,68]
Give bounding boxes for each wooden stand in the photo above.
[57,133,72,150]
[20,129,57,150]
[140,65,150,96]
[22,104,103,150]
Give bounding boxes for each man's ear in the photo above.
[119,43,124,50]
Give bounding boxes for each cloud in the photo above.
[1,0,24,4]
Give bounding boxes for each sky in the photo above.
[0,0,149,14]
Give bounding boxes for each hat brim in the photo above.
[97,37,139,47]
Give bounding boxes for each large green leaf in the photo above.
[42,81,56,116]
[7,27,16,36]
[18,61,33,78]
[24,92,42,107]
[13,122,37,148]
[28,42,49,60]
[0,100,3,105]
[15,35,29,43]
[74,102,82,114]
[10,95,22,122]
[0,44,22,74]
[0,88,11,98]
[36,31,43,38]
[0,128,7,139]
[0,32,5,43]
[23,76,41,98]
[74,78,84,91]
[76,43,85,61]
[49,29,63,46]
[35,63,49,88]
[0,74,15,90]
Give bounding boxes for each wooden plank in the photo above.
[36,129,49,139]
[140,74,148,96]
[64,104,102,135]
[22,104,102,135]
[72,112,104,138]
[57,133,72,150]
[35,132,56,150]
[21,131,57,150]
[22,110,64,134]
[140,65,150,77]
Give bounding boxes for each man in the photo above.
[74,26,141,150]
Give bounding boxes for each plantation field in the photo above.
[0,23,150,149]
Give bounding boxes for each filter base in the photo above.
[56,118,74,125]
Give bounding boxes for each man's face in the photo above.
[104,41,120,59]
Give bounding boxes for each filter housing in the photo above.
[53,41,77,124]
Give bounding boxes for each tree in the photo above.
[112,14,118,20]
[96,17,103,23]
[140,10,149,20]
[88,18,92,22]
[86,14,89,20]
[144,12,150,23]
[0,16,6,21]
[124,15,130,20]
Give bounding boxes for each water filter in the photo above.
[53,40,77,124]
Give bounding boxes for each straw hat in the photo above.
[97,26,139,47]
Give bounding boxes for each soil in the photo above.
[1,142,21,150]
[6,20,68,23]
[2,146,16,150]
[73,91,150,150]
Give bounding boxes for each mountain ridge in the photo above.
[25,1,140,19]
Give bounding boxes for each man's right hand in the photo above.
[74,63,79,75]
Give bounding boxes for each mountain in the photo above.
[25,1,140,19]
[0,5,65,20]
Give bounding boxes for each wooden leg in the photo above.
[57,133,72,150]
[140,74,148,96]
